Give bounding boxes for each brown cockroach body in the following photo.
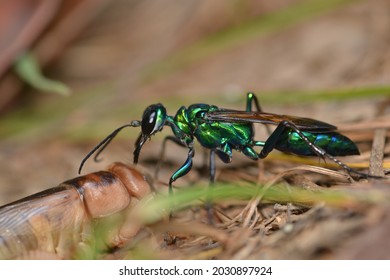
[0,162,153,259]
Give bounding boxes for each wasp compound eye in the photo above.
[141,104,167,136]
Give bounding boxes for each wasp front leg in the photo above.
[155,135,187,180]
[169,145,195,195]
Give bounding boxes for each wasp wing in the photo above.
[206,110,337,131]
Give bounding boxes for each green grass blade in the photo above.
[14,52,71,96]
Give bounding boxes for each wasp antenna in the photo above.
[78,121,141,174]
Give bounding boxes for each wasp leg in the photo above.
[246,92,263,112]
[240,140,265,160]
[169,146,195,195]
[209,143,233,182]
[155,136,186,180]
[167,146,194,220]
[242,146,259,160]
[215,143,233,163]
[206,145,232,224]
[246,92,272,135]
[259,120,326,159]
[205,150,217,223]
[258,120,371,178]
[209,149,216,183]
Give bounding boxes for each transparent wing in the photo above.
[206,110,337,131]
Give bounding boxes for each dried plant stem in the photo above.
[369,128,386,177]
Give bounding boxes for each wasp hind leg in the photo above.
[246,92,272,135]
[246,92,263,112]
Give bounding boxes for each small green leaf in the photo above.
[14,52,71,96]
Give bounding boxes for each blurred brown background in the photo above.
[0,0,389,204]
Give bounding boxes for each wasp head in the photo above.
[134,104,167,163]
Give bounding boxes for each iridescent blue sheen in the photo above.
[274,130,359,156]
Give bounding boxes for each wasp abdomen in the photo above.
[276,130,360,156]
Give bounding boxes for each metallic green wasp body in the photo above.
[80,92,364,193]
